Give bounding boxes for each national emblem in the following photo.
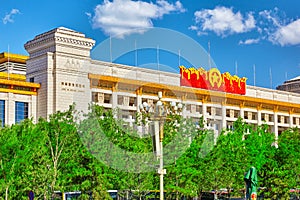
[209,68,222,88]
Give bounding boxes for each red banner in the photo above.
[180,66,247,95]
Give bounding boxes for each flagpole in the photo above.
[135,40,138,67]
[270,67,273,89]
[178,49,181,67]
[7,45,10,80]
[253,64,256,86]
[157,45,160,70]
[109,35,112,63]
[157,45,160,82]
[7,45,9,65]
[208,41,211,69]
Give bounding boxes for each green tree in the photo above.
[3,103,300,200]
[37,105,110,199]
[36,105,79,195]
[260,128,300,199]
[78,105,156,198]
[0,105,111,199]
[0,119,51,199]
[277,128,300,190]
[192,118,277,198]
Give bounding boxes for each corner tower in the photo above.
[24,27,95,118]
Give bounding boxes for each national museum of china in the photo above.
[1,27,300,141]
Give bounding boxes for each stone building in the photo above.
[0,52,40,125]
[277,76,300,94]
[1,27,300,140]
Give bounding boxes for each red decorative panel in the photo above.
[180,66,247,95]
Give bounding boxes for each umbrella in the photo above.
[244,166,258,200]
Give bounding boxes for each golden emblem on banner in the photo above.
[179,65,247,95]
[209,68,222,88]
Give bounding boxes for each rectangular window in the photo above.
[0,100,5,127]
[15,102,28,123]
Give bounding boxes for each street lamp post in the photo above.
[139,91,182,200]
[157,91,165,200]
[158,119,164,200]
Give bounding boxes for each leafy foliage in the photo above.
[0,105,299,199]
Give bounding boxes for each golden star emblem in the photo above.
[209,68,222,88]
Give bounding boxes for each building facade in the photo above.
[277,76,300,94]
[2,27,299,139]
[0,52,27,75]
[0,52,40,126]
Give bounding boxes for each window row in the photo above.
[0,100,28,126]
[91,92,300,126]
[92,92,159,107]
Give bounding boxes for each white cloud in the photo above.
[192,6,256,37]
[258,8,282,36]
[239,38,260,45]
[188,25,198,31]
[156,0,186,16]
[258,8,300,46]
[91,0,185,38]
[259,7,282,28]
[2,8,20,24]
[188,25,206,36]
[190,6,300,46]
[271,19,300,46]
[85,12,92,19]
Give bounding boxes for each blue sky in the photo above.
[1,0,300,89]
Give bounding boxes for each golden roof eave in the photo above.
[0,88,38,96]
[0,72,26,81]
[0,79,40,88]
[0,52,28,64]
[89,73,300,111]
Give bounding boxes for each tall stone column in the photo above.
[7,93,15,125]
[136,88,142,112]
[240,103,245,119]
[111,84,118,109]
[257,105,262,126]
[202,101,207,128]
[273,107,278,141]
[221,102,227,130]
[181,95,187,118]
[30,95,37,123]
[289,109,294,127]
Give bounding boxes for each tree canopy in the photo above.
[0,104,299,199]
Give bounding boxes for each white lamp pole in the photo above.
[157,94,164,200]
[159,119,164,200]
[156,91,165,200]
[140,91,183,200]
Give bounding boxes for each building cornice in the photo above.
[0,88,38,96]
[24,27,95,53]
[89,73,300,113]
[0,52,28,64]
[0,72,26,81]
[0,72,40,96]
[0,79,40,88]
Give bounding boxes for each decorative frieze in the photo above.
[65,59,80,70]
[24,27,95,56]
